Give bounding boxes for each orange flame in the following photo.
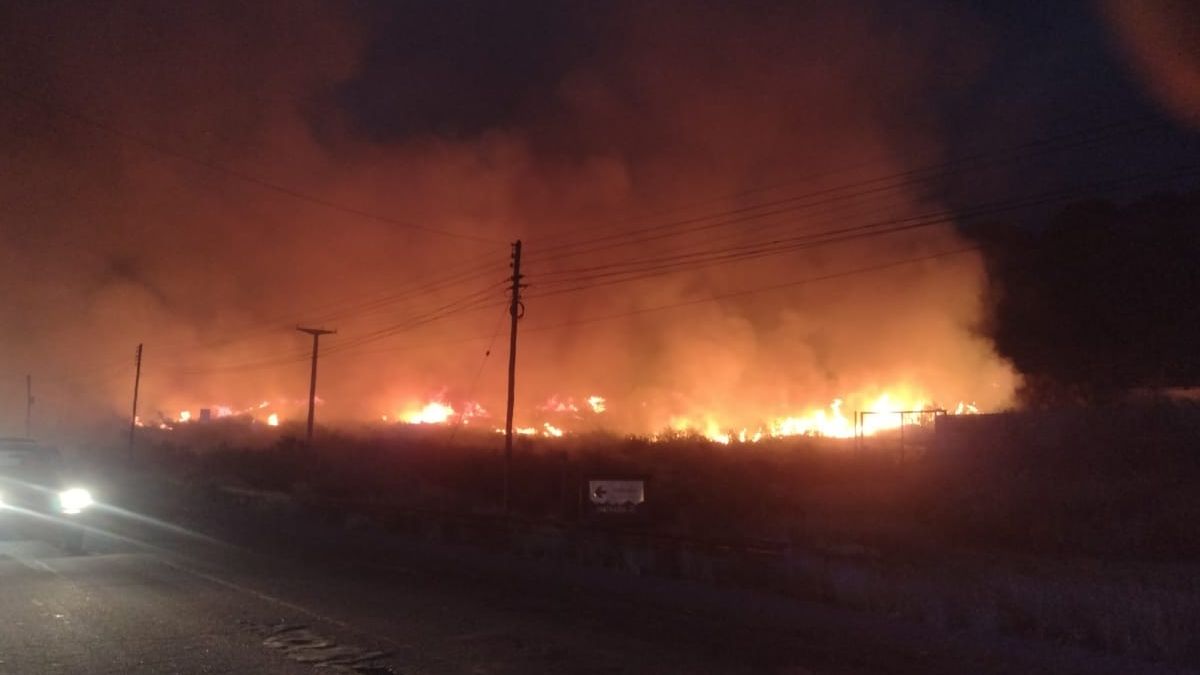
[659,387,974,444]
[587,395,607,413]
[400,401,455,425]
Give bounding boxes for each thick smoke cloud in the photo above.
[1103,0,1200,128]
[0,1,1015,439]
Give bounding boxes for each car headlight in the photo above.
[58,487,93,514]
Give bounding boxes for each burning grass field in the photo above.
[99,401,1200,665]
[61,399,1200,665]
[116,399,1200,562]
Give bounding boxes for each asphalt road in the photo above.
[0,487,1190,675]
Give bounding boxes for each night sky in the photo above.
[332,1,1196,170]
[330,0,1200,222]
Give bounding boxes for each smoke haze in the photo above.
[1103,0,1200,128]
[0,1,1019,439]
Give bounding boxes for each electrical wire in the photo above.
[168,282,507,375]
[527,109,1176,249]
[518,247,983,336]
[272,245,987,358]
[151,255,509,355]
[523,165,1200,300]
[447,304,510,443]
[159,162,1199,375]
[523,117,1169,262]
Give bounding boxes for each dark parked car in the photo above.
[0,437,92,553]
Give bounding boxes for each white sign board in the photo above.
[588,479,645,508]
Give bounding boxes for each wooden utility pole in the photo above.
[503,239,524,513]
[297,327,336,445]
[129,343,142,456]
[24,374,33,438]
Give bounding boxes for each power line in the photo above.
[542,185,912,277]
[150,256,509,357]
[445,304,509,443]
[322,284,506,354]
[522,165,1200,299]
[261,250,509,331]
[518,247,983,335]
[6,88,1177,375]
[307,275,508,329]
[530,117,1163,259]
[524,117,1168,262]
[273,245,987,355]
[167,285,506,375]
[74,158,1199,381]
[156,163,1198,377]
[169,349,313,376]
[325,298,501,357]
[370,248,987,355]
[528,109,1175,250]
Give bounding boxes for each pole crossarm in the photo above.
[297,327,337,444]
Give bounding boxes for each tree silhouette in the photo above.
[973,190,1200,405]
